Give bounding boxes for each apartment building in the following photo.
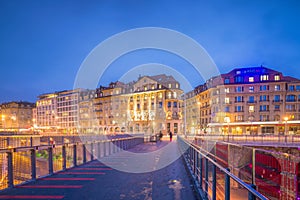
[188,66,300,135]
[0,101,35,132]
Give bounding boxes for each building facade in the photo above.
[0,101,35,132]
[188,66,300,135]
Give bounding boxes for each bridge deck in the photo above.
[0,138,200,200]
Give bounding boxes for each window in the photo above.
[235,76,244,83]
[274,75,280,81]
[286,95,296,102]
[224,88,230,93]
[225,97,230,104]
[274,85,280,91]
[173,92,177,98]
[235,115,243,122]
[249,105,254,112]
[259,105,269,111]
[236,70,241,74]
[260,115,269,121]
[248,96,255,103]
[235,86,244,92]
[296,85,300,91]
[224,78,230,84]
[173,102,177,108]
[167,102,171,108]
[168,83,172,88]
[260,95,269,102]
[249,77,254,82]
[274,95,280,102]
[158,102,162,108]
[158,84,162,89]
[235,96,243,102]
[274,105,280,111]
[286,105,295,111]
[137,104,140,110]
[260,85,269,91]
[235,106,243,112]
[224,106,230,112]
[249,86,254,92]
[260,75,269,81]
[289,85,295,91]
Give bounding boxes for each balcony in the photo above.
[246,100,257,104]
[272,100,283,104]
[286,99,296,102]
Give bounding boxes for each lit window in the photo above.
[224,88,229,93]
[173,92,177,98]
[249,86,254,92]
[236,71,241,74]
[274,75,280,81]
[260,75,269,81]
[175,83,179,88]
[159,84,162,89]
[249,106,254,112]
[225,97,230,104]
[274,85,280,91]
[144,86,147,91]
[168,84,172,88]
[249,77,254,82]
[235,86,244,92]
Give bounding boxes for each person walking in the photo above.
[169,131,173,142]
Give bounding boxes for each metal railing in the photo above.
[0,136,144,191]
[178,136,268,200]
[195,134,300,146]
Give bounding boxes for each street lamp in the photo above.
[284,116,288,135]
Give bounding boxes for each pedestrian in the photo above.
[159,131,163,141]
[169,131,173,142]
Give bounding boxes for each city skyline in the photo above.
[1,0,300,103]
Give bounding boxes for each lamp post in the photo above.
[284,116,288,135]
[248,116,254,135]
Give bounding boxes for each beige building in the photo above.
[188,66,300,135]
[0,101,35,132]
[93,75,184,135]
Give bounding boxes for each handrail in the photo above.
[178,136,268,200]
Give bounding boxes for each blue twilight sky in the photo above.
[0,0,300,103]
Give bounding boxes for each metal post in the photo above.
[30,137,33,147]
[97,142,101,158]
[252,148,256,185]
[212,159,216,200]
[83,144,87,163]
[199,154,203,189]
[62,145,66,170]
[73,144,77,166]
[48,147,53,174]
[248,184,256,200]
[7,151,13,188]
[103,141,107,156]
[225,168,230,200]
[31,148,36,180]
[91,143,94,161]
[205,158,209,196]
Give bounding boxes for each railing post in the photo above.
[73,144,77,166]
[48,147,53,174]
[199,154,203,189]
[212,159,216,200]
[31,148,36,180]
[225,168,230,200]
[7,151,13,188]
[97,142,101,158]
[91,143,94,161]
[248,184,256,200]
[30,137,33,147]
[205,157,209,196]
[62,145,66,170]
[83,144,87,163]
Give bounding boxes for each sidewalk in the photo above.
[0,137,200,200]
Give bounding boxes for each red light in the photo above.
[249,164,252,168]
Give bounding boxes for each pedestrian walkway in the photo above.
[0,138,200,200]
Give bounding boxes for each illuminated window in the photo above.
[249,106,254,112]
[249,77,254,82]
[175,83,179,88]
[159,84,162,89]
[144,86,147,91]
[173,92,177,98]
[168,83,172,88]
[260,75,269,81]
[274,75,280,81]
[249,86,254,92]
[235,86,244,92]
[224,88,229,93]
[225,97,230,104]
[274,85,280,91]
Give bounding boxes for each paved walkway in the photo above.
[0,138,199,200]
